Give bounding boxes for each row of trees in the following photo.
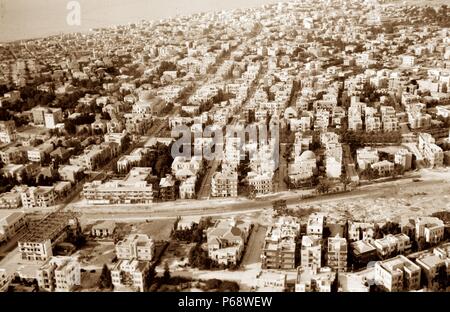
[360,164,405,181]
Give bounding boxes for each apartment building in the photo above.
[17,185,56,209]
[357,147,379,170]
[206,218,251,266]
[0,191,22,209]
[248,171,274,196]
[159,174,177,201]
[43,108,63,129]
[36,256,80,292]
[69,142,115,170]
[350,240,378,265]
[27,142,54,163]
[416,252,447,290]
[171,156,203,179]
[261,217,300,270]
[295,267,335,292]
[0,145,27,164]
[347,222,375,242]
[374,255,421,292]
[300,235,322,271]
[111,259,150,292]
[0,269,11,292]
[327,235,348,272]
[415,217,445,245]
[83,167,153,205]
[115,234,155,261]
[394,149,412,170]
[58,165,84,184]
[306,213,325,237]
[211,170,238,198]
[0,211,27,244]
[372,234,411,258]
[0,120,16,143]
[179,176,197,199]
[401,55,416,67]
[418,133,444,167]
[371,160,394,176]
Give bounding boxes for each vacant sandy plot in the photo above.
[297,170,450,223]
[75,242,116,269]
[157,241,195,271]
[132,219,176,241]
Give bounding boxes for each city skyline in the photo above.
[0,0,287,42]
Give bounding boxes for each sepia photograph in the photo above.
[0,0,450,303]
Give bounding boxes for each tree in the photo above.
[316,179,330,194]
[144,266,156,291]
[435,264,448,290]
[98,264,113,290]
[340,174,351,191]
[163,262,171,283]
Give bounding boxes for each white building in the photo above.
[357,147,379,170]
[415,217,445,245]
[36,256,80,292]
[83,167,153,204]
[301,235,322,271]
[307,213,325,237]
[115,234,155,261]
[374,255,421,292]
[111,259,149,292]
[17,185,56,209]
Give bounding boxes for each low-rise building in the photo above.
[179,176,197,199]
[83,167,153,205]
[115,234,155,261]
[347,222,375,242]
[295,267,335,292]
[416,252,447,290]
[374,255,421,292]
[211,170,238,198]
[111,260,150,292]
[0,191,22,209]
[0,211,27,244]
[300,235,322,271]
[0,269,11,292]
[372,234,411,258]
[206,218,251,266]
[18,212,79,262]
[415,217,445,245]
[371,160,394,176]
[0,121,16,144]
[357,147,379,170]
[248,171,274,196]
[17,185,56,209]
[159,174,177,201]
[254,270,287,292]
[306,213,325,237]
[36,256,80,292]
[350,240,378,266]
[418,133,443,167]
[91,221,116,238]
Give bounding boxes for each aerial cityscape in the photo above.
[1,0,450,294]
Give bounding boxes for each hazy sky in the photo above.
[0,0,286,42]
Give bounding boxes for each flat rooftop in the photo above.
[19,212,76,243]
